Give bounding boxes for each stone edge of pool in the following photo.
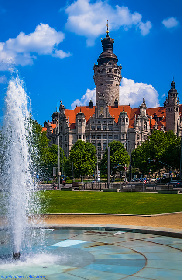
[1,223,182,239]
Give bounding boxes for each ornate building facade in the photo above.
[43,27,182,159]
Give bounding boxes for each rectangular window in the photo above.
[91,126,95,130]
[109,135,113,139]
[114,135,118,139]
[103,135,107,139]
[103,142,107,150]
[97,142,101,151]
[97,135,101,139]
[79,135,81,139]
[103,126,107,130]
[97,126,101,130]
[91,135,95,139]
[108,125,113,130]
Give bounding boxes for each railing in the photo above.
[37,182,180,193]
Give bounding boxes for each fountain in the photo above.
[0,75,41,260]
[0,76,182,279]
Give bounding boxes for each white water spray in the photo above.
[2,76,39,257]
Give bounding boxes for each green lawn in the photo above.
[38,191,182,215]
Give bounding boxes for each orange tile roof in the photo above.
[65,106,95,127]
[62,105,167,130]
[109,105,131,123]
[42,127,47,132]
[129,108,140,128]
[150,118,156,128]
[147,107,166,129]
[51,124,56,129]
[147,107,166,118]
[158,121,165,129]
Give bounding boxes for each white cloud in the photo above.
[71,88,96,108]
[0,23,71,70]
[0,75,7,83]
[139,21,152,36]
[119,78,159,108]
[162,17,179,28]
[71,77,159,108]
[65,0,152,45]
[53,49,72,59]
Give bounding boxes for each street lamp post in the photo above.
[107,146,110,188]
[180,137,182,180]
[57,112,61,190]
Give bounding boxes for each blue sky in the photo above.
[0,0,181,125]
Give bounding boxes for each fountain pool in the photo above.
[0,227,182,279]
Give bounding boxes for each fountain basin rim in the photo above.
[31,211,182,217]
[1,224,182,238]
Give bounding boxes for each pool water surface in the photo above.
[0,228,182,279]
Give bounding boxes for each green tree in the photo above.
[131,130,180,175]
[31,120,66,179]
[100,141,130,177]
[64,159,73,178]
[161,131,180,170]
[68,140,97,178]
[45,144,66,179]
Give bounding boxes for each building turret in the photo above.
[118,109,129,149]
[93,21,122,106]
[76,109,86,141]
[165,80,179,134]
[89,100,93,108]
[140,98,147,117]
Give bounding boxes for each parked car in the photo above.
[168,180,182,187]
[131,178,139,182]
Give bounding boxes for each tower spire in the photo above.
[93,23,122,106]
[106,20,109,37]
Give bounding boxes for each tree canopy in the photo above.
[31,120,65,179]
[99,141,130,176]
[68,140,97,178]
[131,130,181,174]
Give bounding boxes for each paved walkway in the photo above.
[39,212,182,231]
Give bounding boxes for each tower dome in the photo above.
[93,21,122,106]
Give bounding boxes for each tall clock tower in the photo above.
[164,80,180,134]
[93,21,122,106]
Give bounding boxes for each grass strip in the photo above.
[37,191,182,215]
